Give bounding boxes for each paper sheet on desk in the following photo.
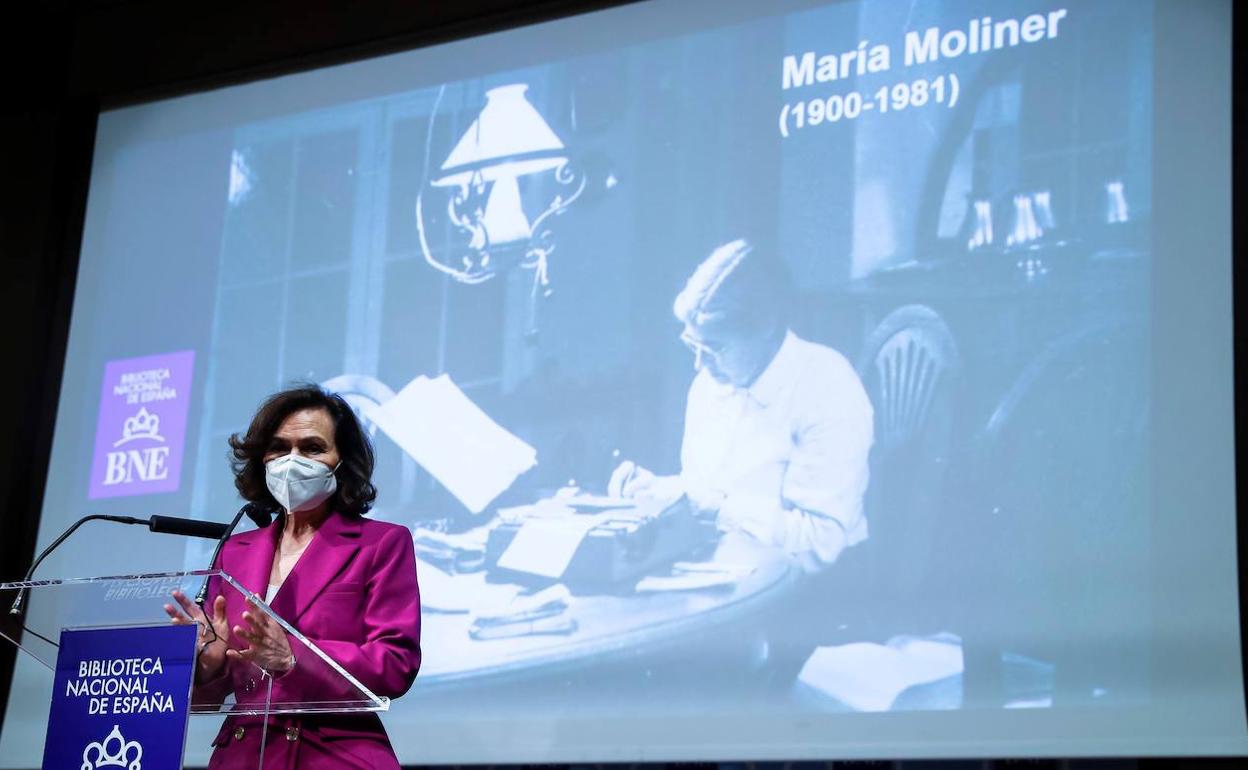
[634,560,756,592]
[417,564,520,614]
[470,585,576,640]
[496,514,610,579]
[558,493,637,511]
[473,584,571,624]
[796,634,963,712]
[635,572,737,591]
[365,374,536,513]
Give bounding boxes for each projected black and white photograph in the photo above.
[196,0,1152,717]
[8,0,1240,766]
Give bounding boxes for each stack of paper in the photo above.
[411,525,490,572]
[365,374,537,513]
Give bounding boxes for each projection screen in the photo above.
[1,0,1241,763]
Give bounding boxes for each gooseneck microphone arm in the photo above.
[8,513,232,616]
[194,502,271,607]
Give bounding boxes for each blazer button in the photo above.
[233,726,245,741]
[285,726,300,742]
[244,678,256,693]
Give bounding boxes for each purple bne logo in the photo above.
[88,351,195,499]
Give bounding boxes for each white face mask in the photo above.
[264,454,339,513]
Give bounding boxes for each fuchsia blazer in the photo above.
[198,512,421,769]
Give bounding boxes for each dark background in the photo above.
[0,2,1241,768]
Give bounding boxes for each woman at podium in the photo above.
[164,385,421,769]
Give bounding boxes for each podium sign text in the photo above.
[42,624,196,770]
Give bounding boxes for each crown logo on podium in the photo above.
[112,407,165,447]
[81,724,143,770]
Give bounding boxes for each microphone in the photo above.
[9,513,238,616]
[148,515,229,540]
[194,502,272,606]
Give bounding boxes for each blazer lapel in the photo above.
[228,524,279,599]
[273,512,362,624]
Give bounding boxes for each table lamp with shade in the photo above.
[417,83,585,290]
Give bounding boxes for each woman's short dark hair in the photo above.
[229,384,377,517]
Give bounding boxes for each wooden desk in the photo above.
[415,536,796,690]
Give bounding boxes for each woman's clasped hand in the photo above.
[164,588,294,675]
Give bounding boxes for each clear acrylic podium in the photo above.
[0,570,388,766]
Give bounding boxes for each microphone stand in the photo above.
[9,513,233,617]
[9,515,144,616]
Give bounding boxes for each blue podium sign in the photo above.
[42,623,197,770]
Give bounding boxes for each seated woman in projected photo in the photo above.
[163,385,421,770]
[609,239,874,573]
